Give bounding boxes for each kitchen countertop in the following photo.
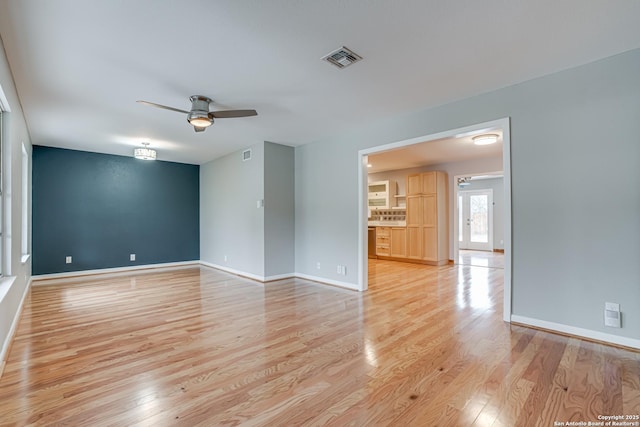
[368,221,407,227]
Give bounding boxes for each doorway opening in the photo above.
[358,118,512,322]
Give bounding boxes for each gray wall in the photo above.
[264,142,294,277]
[295,48,640,340]
[0,38,33,367]
[200,142,265,277]
[32,146,200,275]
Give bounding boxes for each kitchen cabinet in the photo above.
[375,227,390,256]
[407,172,436,195]
[405,171,448,265]
[390,227,407,258]
[368,180,396,210]
[377,226,407,259]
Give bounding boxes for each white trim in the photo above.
[32,260,199,283]
[0,84,10,112]
[199,261,267,282]
[358,118,512,320]
[200,261,356,289]
[0,276,30,378]
[294,272,359,291]
[357,154,368,291]
[264,273,296,282]
[511,315,640,350]
[199,261,295,283]
[502,120,512,322]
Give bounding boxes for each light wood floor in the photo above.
[458,250,505,269]
[1,261,638,426]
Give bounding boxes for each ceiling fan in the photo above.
[137,95,257,132]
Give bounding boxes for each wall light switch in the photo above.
[130,254,136,261]
[257,199,264,208]
[65,256,72,264]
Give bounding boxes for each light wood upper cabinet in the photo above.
[407,172,437,195]
[405,171,448,265]
[407,174,422,196]
[422,173,436,194]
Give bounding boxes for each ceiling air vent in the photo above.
[322,46,362,69]
[242,149,252,161]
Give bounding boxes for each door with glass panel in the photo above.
[458,189,493,251]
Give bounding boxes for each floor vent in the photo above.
[322,46,362,69]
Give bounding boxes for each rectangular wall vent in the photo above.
[242,149,252,161]
[322,46,362,69]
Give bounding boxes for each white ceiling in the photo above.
[367,130,503,174]
[1,1,640,165]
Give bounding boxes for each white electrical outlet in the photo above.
[224,255,228,262]
[316,262,321,270]
[337,265,341,274]
[65,256,72,264]
[130,254,136,261]
[604,302,621,328]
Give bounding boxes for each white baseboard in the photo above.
[294,272,359,291]
[511,315,640,350]
[30,260,357,292]
[199,261,266,282]
[199,261,297,283]
[199,261,358,290]
[32,260,199,284]
[0,277,31,378]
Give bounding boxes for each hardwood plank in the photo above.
[0,261,638,426]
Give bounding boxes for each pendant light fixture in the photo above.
[134,142,157,160]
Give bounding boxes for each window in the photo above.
[0,111,3,275]
[22,142,28,258]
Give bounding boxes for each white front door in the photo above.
[458,189,493,251]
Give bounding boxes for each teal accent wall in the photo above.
[32,146,199,274]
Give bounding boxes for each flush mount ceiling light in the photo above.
[472,134,499,146]
[134,142,156,160]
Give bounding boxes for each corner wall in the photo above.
[264,142,294,278]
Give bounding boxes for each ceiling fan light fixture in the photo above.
[134,142,157,160]
[187,111,213,128]
[472,134,499,145]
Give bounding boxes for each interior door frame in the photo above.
[456,186,495,252]
[460,189,494,252]
[357,117,512,323]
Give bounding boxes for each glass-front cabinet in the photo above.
[368,180,396,209]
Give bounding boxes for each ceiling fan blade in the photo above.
[194,126,207,133]
[210,109,258,119]
[137,100,189,114]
